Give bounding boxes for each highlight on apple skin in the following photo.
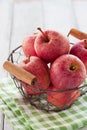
[21,82,43,95]
[50,54,86,91]
[47,85,80,109]
[70,39,87,73]
[34,28,70,63]
[22,35,37,57]
[18,56,51,90]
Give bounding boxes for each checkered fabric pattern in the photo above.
[0,78,87,130]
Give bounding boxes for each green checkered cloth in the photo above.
[0,78,87,130]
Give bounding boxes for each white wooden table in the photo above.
[0,0,87,129]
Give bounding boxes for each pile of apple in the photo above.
[19,28,87,109]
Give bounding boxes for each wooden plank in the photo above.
[10,0,44,51]
[0,1,13,78]
[42,0,77,35]
[0,1,14,130]
[4,117,14,130]
[41,0,80,44]
[0,113,4,130]
[5,0,44,129]
[72,0,87,32]
[0,0,44,129]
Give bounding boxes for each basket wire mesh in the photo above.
[7,45,87,112]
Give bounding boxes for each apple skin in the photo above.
[19,56,50,90]
[22,82,43,95]
[34,30,70,62]
[50,54,86,91]
[70,39,87,72]
[22,35,37,57]
[47,85,80,109]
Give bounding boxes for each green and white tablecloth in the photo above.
[0,78,87,130]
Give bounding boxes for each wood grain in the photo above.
[3,61,36,86]
[10,0,44,50]
[0,1,14,130]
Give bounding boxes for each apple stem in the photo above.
[84,39,87,49]
[37,27,49,42]
[25,56,30,63]
[70,65,76,71]
[84,39,87,43]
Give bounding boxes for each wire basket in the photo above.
[4,45,87,112]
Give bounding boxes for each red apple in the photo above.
[22,35,37,57]
[19,56,50,90]
[22,82,43,95]
[70,39,87,72]
[50,54,86,91]
[34,28,70,62]
[47,85,80,109]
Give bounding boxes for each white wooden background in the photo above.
[0,0,87,129]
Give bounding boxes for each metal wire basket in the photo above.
[3,45,87,112]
